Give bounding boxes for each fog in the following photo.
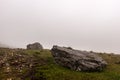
[0,0,120,53]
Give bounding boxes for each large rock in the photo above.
[51,45,107,72]
[27,42,43,50]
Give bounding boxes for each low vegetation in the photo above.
[0,48,120,80]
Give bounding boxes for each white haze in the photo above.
[0,0,120,53]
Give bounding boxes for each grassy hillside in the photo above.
[0,48,120,80]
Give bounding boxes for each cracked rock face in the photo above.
[51,45,107,72]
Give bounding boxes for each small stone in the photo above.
[26,42,43,50]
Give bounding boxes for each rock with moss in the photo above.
[51,45,107,72]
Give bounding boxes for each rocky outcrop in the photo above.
[51,45,107,72]
[27,42,43,50]
[0,48,46,80]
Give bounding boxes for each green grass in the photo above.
[24,49,120,80]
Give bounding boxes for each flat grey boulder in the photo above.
[51,45,107,72]
[27,42,43,50]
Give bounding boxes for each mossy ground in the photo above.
[0,48,120,80]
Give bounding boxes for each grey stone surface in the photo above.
[51,45,107,72]
[27,42,43,50]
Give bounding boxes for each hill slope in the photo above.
[0,43,8,48]
[0,48,120,80]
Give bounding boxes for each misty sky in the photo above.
[0,0,120,53]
